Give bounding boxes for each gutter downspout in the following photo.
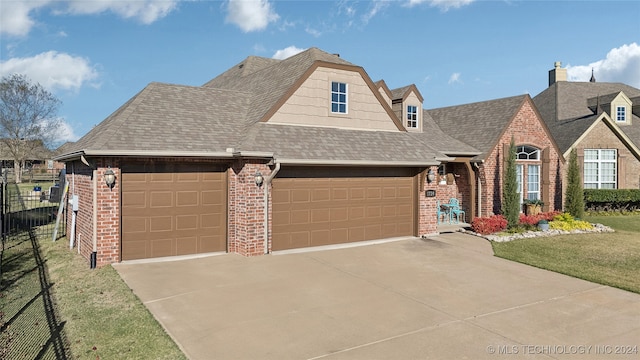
[263,161,281,254]
[91,169,97,268]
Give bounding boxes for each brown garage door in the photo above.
[272,167,417,251]
[121,162,227,261]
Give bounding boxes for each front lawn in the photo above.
[1,231,187,359]
[492,214,640,294]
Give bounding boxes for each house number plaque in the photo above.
[425,190,436,197]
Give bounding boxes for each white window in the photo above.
[527,165,540,200]
[516,145,540,160]
[331,82,347,114]
[616,106,626,122]
[584,149,617,189]
[406,105,418,128]
[516,164,524,205]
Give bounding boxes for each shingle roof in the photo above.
[533,81,640,153]
[239,123,442,163]
[426,95,529,160]
[65,82,252,154]
[59,47,464,164]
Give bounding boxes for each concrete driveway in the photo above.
[114,233,640,359]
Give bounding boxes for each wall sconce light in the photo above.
[427,168,436,183]
[104,167,116,189]
[254,171,264,187]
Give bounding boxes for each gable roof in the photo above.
[426,95,532,160]
[57,47,461,165]
[390,84,424,103]
[533,81,640,154]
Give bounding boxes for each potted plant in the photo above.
[537,219,549,231]
[523,199,544,216]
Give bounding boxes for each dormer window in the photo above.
[407,105,418,128]
[616,106,626,122]
[331,81,347,114]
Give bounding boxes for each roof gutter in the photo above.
[275,158,440,167]
[54,149,276,162]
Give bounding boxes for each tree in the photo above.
[502,137,520,228]
[0,74,61,183]
[565,148,585,219]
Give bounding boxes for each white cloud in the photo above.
[0,51,100,92]
[448,72,462,84]
[53,118,80,143]
[0,0,52,36]
[362,1,390,24]
[64,0,178,24]
[225,0,279,33]
[0,0,177,36]
[566,43,640,88]
[272,46,306,60]
[407,0,475,11]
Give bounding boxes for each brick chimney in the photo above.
[548,61,567,86]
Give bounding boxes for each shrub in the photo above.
[471,215,508,235]
[584,189,640,212]
[565,148,585,218]
[549,212,593,231]
[518,211,561,226]
[502,138,520,228]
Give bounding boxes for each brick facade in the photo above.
[477,100,563,217]
[65,157,438,266]
[576,120,640,189]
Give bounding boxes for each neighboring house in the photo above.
[55,48,482,266]
[533,62,640,189]
[427,95,564,217]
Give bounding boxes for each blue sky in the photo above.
[1,0,639,146]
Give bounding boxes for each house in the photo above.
[533,62,640,189]
[55,48,564,266]
[55,48,483,266]
[426,95,564,217]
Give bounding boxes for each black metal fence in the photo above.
[1,181,66,243]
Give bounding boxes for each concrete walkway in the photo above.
[114,233,640,359]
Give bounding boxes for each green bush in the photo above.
[550,212,593,231]
[584,189,640,211]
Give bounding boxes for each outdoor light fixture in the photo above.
[427,169,436,183]
[104,167,116,189]
[254,171,264,187]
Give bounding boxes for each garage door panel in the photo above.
[292,189,310,203]
[332,188,348,200]
[151,238,174,258]
[311,230,331,246]
[177,172,199,182]
[202,190,223,205]
[312,188,330,202]
[122,217,147,233]
[150,191,173,208]
[176,236,197,255]
[176,191,198,207]
[122,163,227,261]
[365,224,382,239]
[150,216,172,232]
[311,209,330,223]
[123,191,146,207]
[290,209,310,224]
[272,171,416,251]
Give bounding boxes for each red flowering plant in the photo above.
[471,215,508,235]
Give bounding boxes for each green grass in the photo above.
[1,230,187,359]
[492,214,640,294]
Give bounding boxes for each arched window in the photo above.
[516,145,540,160]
